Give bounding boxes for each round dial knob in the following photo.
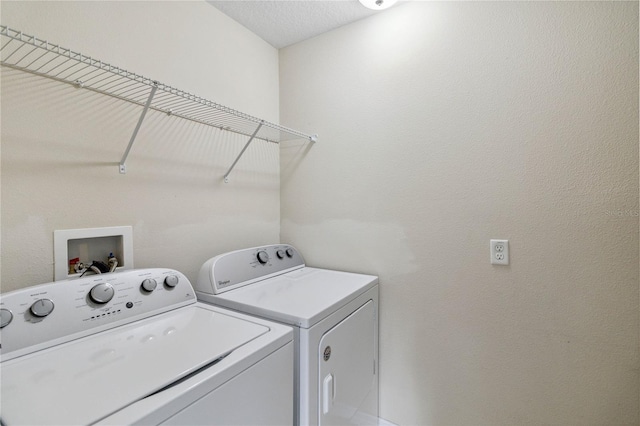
[0,308,14,328]
[164,275,179,287]
[276,250,285,259]
[89,283,115,304]
[257,251,269,264]
[285,248,294,258]
[141,278,157,292]
[30,299,55,317]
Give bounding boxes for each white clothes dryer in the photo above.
[196,244,379,426]
[0,268,293,425]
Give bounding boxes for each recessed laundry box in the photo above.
[196,244,379,425]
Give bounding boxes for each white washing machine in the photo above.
[0,268,293,425]
[195,244,379,426]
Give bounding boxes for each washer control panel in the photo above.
[196,244,305,295]
[0,268,195,361]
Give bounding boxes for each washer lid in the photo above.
[206,267,378,328]
[0,305,269,426]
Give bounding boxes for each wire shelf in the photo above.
[0,25,317,179]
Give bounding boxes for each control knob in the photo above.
[257,251,269,264]
[286,248,294,258]
[276,249,285,259]
[164,275,179,288]
[89,283,115,304]
[141,278,157,292]
[30,299,55,317]
[0,308,14,327]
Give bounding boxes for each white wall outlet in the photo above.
[490,239,509,265]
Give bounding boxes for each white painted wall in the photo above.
[280,2,639,424]
[2,1,638,424]
[1,1,280,291]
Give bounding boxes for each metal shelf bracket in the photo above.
[224,121,264,183]
[119,83,158,174]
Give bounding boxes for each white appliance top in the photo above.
[1,305,268,425]
[0,269,282,425]
[196,245,378,328]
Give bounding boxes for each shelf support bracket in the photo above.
[224,121,264,183]
[119,83,158,174]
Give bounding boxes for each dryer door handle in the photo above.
[322,373,335,414]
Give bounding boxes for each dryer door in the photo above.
[318,300,375,425]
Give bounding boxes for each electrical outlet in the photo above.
[490,239,509,265]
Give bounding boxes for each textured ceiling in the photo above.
[207,1,381,49]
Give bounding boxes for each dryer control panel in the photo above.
[0,268,195,361]
[196,244,305,295]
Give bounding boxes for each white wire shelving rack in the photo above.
[0,26,317,181]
